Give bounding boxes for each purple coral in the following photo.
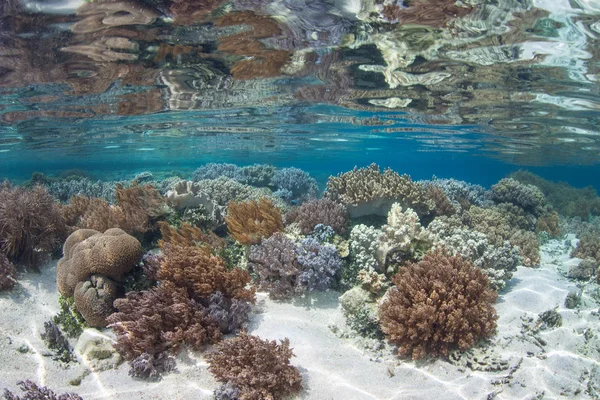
[129,352,177,380]
[248,232,300,299]
[3,380,83,400]
[295,238,342,292]
[192,163,239,181]
[270,167,318,201]
[206,291,252,334]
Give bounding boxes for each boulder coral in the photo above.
[57,228,142,327]
[379,250,498,360]
[325,164,434,218]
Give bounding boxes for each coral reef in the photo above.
[536,211,561,237]
[491,178,547,216]
[422,177,491,210]
[0,253,17,291]
[342,224,381,288]
[379,250,498,360]
[0,184,67,266]
[56,228,142,327]
[225,198,283,245]
[3,380,83,400]
[285,198,348,234]
[107,282,221,361]
[192,163,239,181]
[425,185,456,217]
[206,333,302,400]
[568,258,597,280]
[572,233,600,262]
[247,232,300,299]
[509,230,540,267]
[325,164,434,218]
[511,170,600,219]
[158,221,226,251]
[46,178,118,203]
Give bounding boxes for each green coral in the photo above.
[53,296,87,338]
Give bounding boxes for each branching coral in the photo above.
[0,184,67,266]
[325,164,434,218]
[247,232,300,299]
[509,230,540,267]
[107,281,222,361]
[491,178,547,216]
[379,250,498,360]
[285,198,348,234]
[0,253,17,291]
[270,167,318,201]
[425,185,456,217]
[572,233,600,262]
[225,198,283,245]
[427,218,520,290]
[157,243,255,303]
[295,238,342,292]
[536,211,561,237]
[3,380,83,400]
[206,333,302,400]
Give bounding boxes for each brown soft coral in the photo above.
[379,250,498,360]
[285,198,348,234]
[107,281,222,360]
[57,228,142,297]
[61,184,164,235]
[0,184,68,266]
[158,243,255,303]
[206,333,302,400]
[158,221,226,251]
[225,198,283,245]
[572,233,600,262]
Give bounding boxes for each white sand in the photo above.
[1,235,599,399]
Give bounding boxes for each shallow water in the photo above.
[1,1,600,399]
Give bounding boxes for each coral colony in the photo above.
[2,162,600,399]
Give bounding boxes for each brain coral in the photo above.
[379,250,498,360]
[325,163,434,218]
[57,228,142,327]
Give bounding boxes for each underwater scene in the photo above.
[1,0,600,399]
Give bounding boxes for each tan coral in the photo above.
[74,274,118,327]
[57,228,142,297]
[225,198,283,245]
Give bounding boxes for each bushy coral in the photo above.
[41,321,75,363]
[536,211,561,237]
[0,253,17,291]
[509,230,540,267]
[206,333,302,400]
[425,185,456,217]
[572,233,600,262]
[285,198,348,234]
[225,198,283,245]
[107,282,222,361]
[422,177,491,210]
[325,164,434,218]
[192,163,239,181]
[3,380,83,400]
[235,164,275,187]
[379,250,498,360]
[158,221,226,251]
[295,238,343,292]
[128,352,176,380]
[427,218,520,290]
[270,167,318,201]
[62,184,165,235]
[342,224,381,288]
[247,232,300,299]
[157,243,255,302]
[491,178,547,216]
[0,184,67,266]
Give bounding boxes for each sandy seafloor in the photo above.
[1,235,600,400]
